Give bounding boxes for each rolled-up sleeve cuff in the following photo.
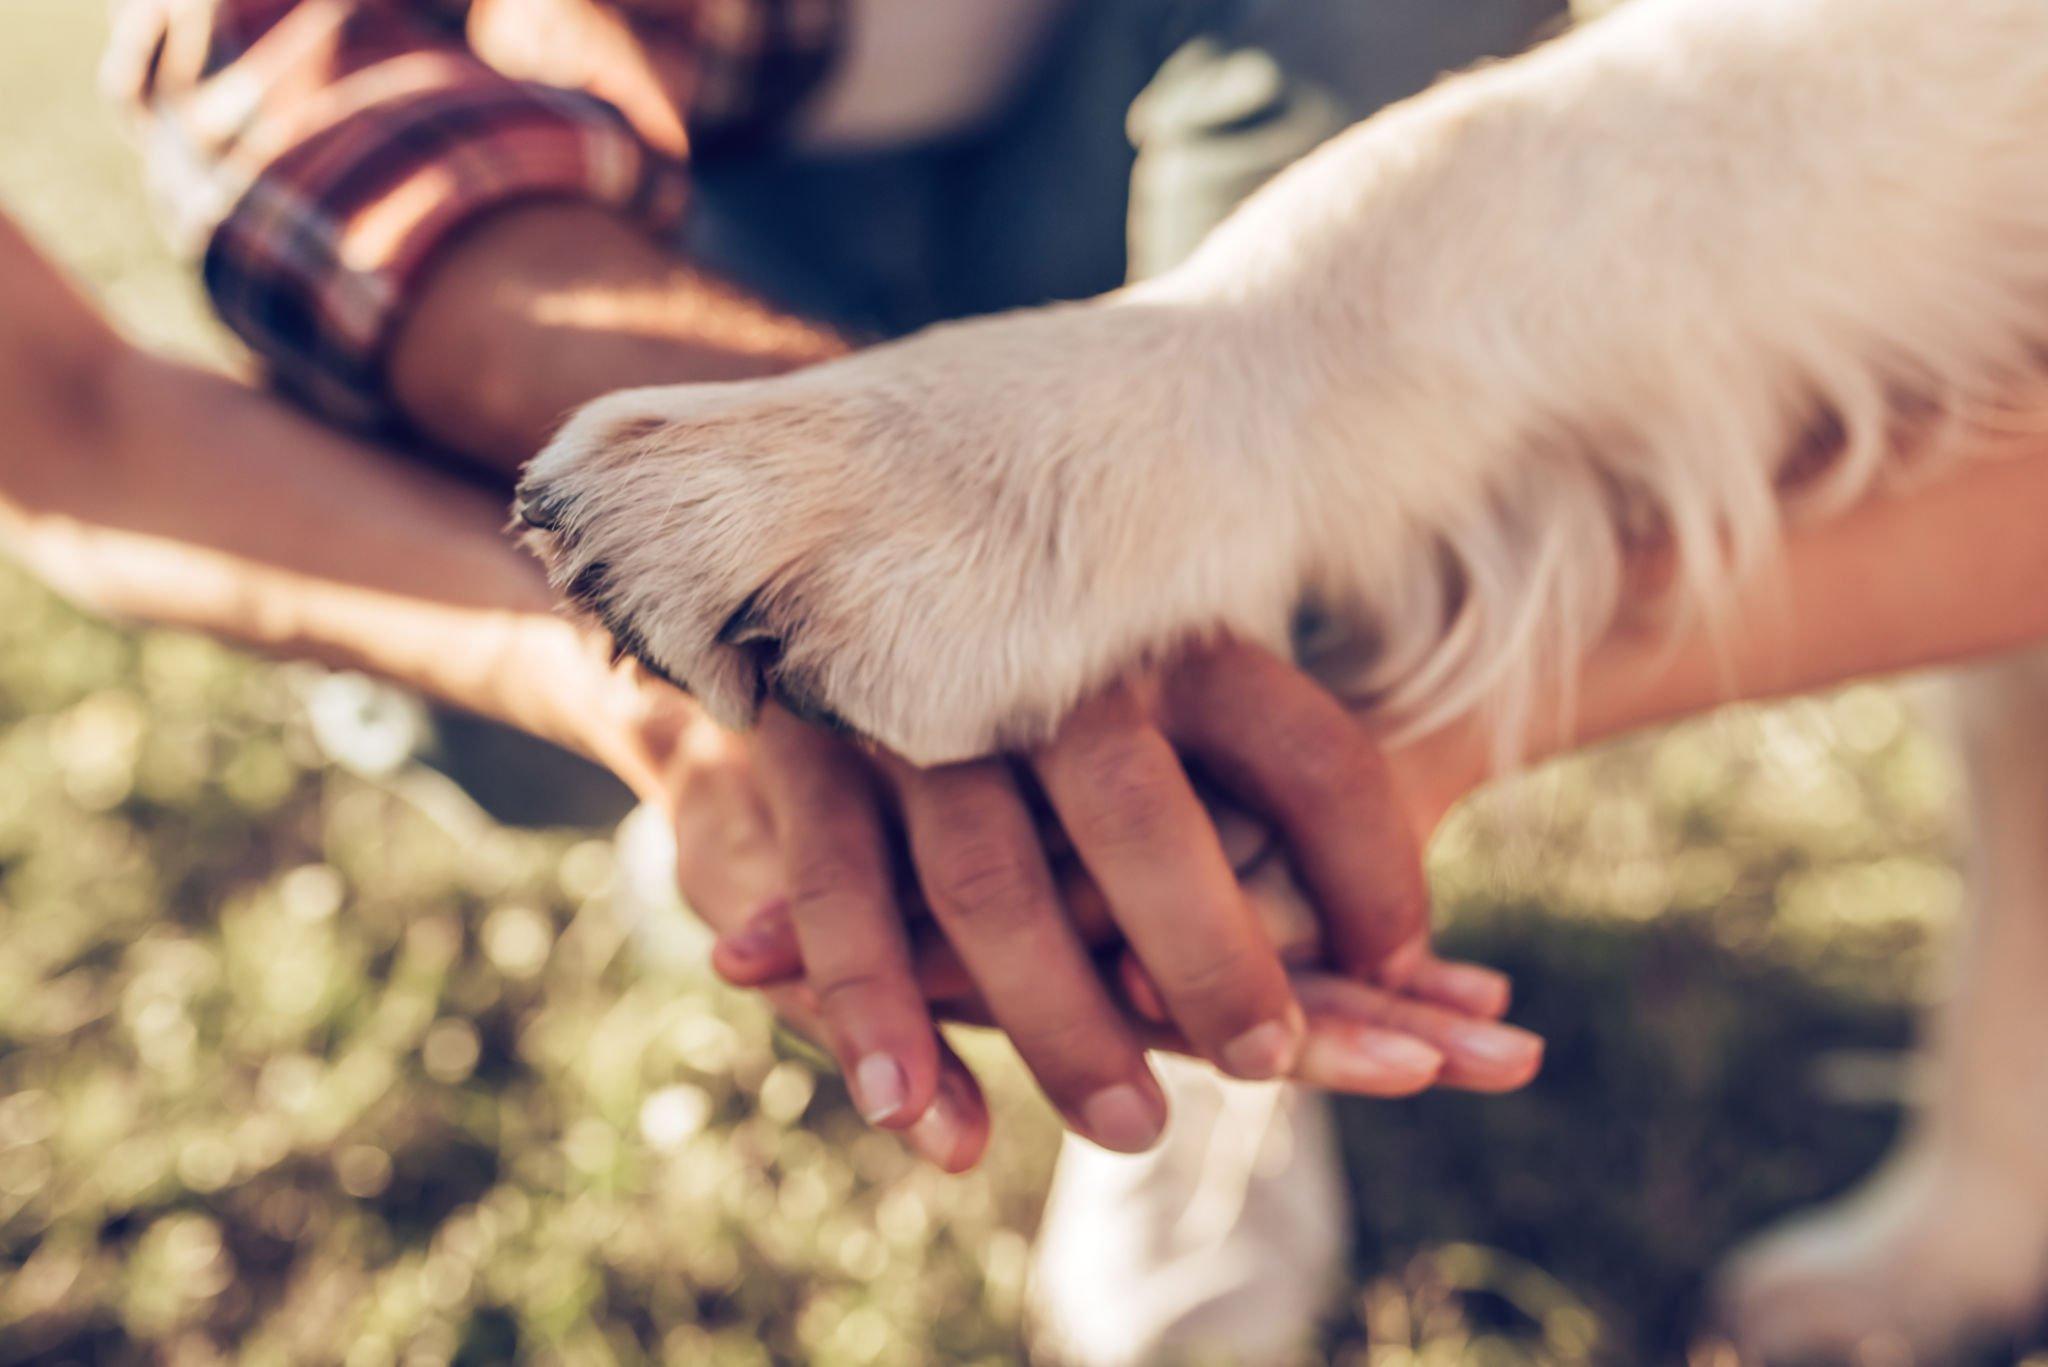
[204,75,688,429]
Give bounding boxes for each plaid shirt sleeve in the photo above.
[106,0,841,428]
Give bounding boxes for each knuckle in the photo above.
[1069,730,1152,796]
[1068,738,1181,848]
[810,965,902,1018]
[1160,939,1263,1018]
[1086,792,1181,857]
[786,850,882,916]
[926,839,1047,930]
[920,778,1012,845]
[780,754,864,815]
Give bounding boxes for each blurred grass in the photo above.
[0,3,2035,1363]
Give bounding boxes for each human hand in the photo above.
[700,638,1540,1160]
[296,577,1530,1170]
[563,666,999,1172]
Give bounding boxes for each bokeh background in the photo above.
[0,3,2041,1363]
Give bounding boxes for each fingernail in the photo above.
[724,898,789,957]
[1219,1017,1301,1080]
[1350,1032,1444,1075]
[1080,1084,1163,1152]
[1437,962,1512,1015]
[1301,1029,1443,1090]
[907,1077,971,1170]
[1447,1021,1545,1071]
[853,1053,909,1125]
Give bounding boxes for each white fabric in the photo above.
[793,0,1073,149]
[1029,1059,1348,1366]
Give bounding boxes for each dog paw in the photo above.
[518,297,1309,764]
[1713,1146,2048,1363]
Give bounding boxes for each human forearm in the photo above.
[1577,458,2048,741]
[116,0,836,468]
[1398,444,2048,823]
[0,335,682,797]
[387,204,847,475]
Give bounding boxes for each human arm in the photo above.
[0,205,1529,1169]
[107,0,1481,1132]
[107,0,844,473]
[0,209,679,791]
[385,202,844,475]
[111,0,1334,1123]
[0,203,1015,1168]
[1393,444,2048,832]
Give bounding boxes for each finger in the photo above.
[1408,954,1512,1019]
[1127,1015,1447,1097]
[712,897,1002,1007]
[705,815,1127,999]
[711,853,1333,1019]
[1164,641,1430,985]
[899,1040,992,1173]
[764,973,992,1171]
[915,854,1117,1004]
[1119,953,1169,1024]
[1121,956,1446,1097]
[1229,818,1361,966]
[753,707,939,1130]
[1212,792,1509,1016]
[1293,973,1545,1092]
[1294,1017,1445,1096]
[1032,690,1304,1080]
[908,928,983,1003]
[708,886,1479,1045]
[887,754,1168,1153]
[1092,861,1504,1023]
[711,897,800,985]
[931,995,1001,1030]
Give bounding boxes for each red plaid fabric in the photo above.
[108,0,843,426]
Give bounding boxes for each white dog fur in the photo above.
[522,0,2048,1356]
[523,0,2048,769]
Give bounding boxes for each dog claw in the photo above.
[717,591,777,647]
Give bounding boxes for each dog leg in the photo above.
[524,0,2048,768]
[1717,653,2048,1362]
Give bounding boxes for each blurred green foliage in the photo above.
[0,582,1051,1364]
[0,3,2041,1363]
